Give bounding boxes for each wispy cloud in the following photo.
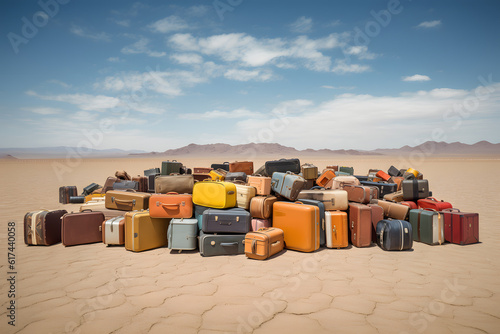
[187,5,210,17]
[107,57,124,63]
[331,60,370,74]
[26,91,120,111]
[110,18,130,27]
[416,20,442,29]
[402,74,431,82]
[290,16,313,33]
[23,107,62,115]
[179,108,262,120]
[148,15,189,33]
[170,53,204,65]
[345,46,377,60]
[121,37,166,57]
[70,25,111,42]
[223,69,273,82]
[322,85,355,90]
[47,80,71,89]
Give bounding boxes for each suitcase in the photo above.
[408,209,444,245]
[325,211,348,249]
[296,188,348,211]
[402,179,430,201]
[211,162,230,171]
[113,180,139,191]
[102,177,118,193]
[229,161,254,175]
[272,201,320,253]
[316,170,336,188]
[69,196,85,204]
[105,190,150,211]
[374,199,410,220]
[325,165,339,172]
[84,194,106,203]
[270,172,306,201]
[202,208,251,234]
[125,211,169,252]
[225,172,248,182]
[376,219,413,251]
[387,165,401,177]
[199,232,245,257]
[144,167,160,176]
[24,209,67,245]
[335,171,351,177]
[301,164,318,180]
[132,176,148,193]
[82,183,100,196]
[339,166,354,175]
[265,158,301,175]
[80,201,129,219]
[161,160,183,175]
[209,169,226,181]
[249,196,277,219]
[417,197,452,211]
[155,175,194,194]
[245,227,284,260]
[297,199,326,246]
[59,186,77,204]
[193,173,211,182]
[392,176,404,191]
[404,168,420,178]
[401,201,418,209]
[194,204,211,230]
[180,166,192,175]
[192,181,237,209]
[167,218,198,250]
[343,185,378,204]
[147,174,159,192]
[149,193,193,218]
[61,211,105,246]
[247,175,272,196]
[194,167,212,174]
[234,183,257,209]
[367,203,384,243]
[102,216,125,245]
[383,190,404,202]
[348,203,372,247]
[330,176,360,189]
[251,218,271,231]
[360,181,398,199]
[441,208,479,245]
[375,171,391,182]
[367,174,382,182]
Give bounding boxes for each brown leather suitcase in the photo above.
[229,161,254,175]
[155,175,194,194]
[367,204,384,243]
[61,210,105,246]
[105,190,150,211]
[343,185,377,204]
[194,167,212,174]
[374,199,410,220]
[132,175,148,193]
[245,227,284,260]
[249,196,277,219]
[80,202,129,219]
[301,164,318,180]
[24,209,67,245]
[102,177,118,193]
[59,186,77,204]
[392,176,404,191]
[348,203,372,247]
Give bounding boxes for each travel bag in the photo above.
[224,172,247,182]
[155,175,194,194]
[132,175,148,193]
[383,190,404,202]
[149,193,193,218]
[401,201,418,209]
[348,203,372,248]
[199,232,245,257]
[102,216,125,245]
[296,188,348,211]
[61,210,105,246]
[376,170,392,182]
[408,209,444,245]
[245,227,284,260]
[105,190,150,211]
[211,162,230,171]
[330,176,361,190]
[201,208,251,234]
[376,219,413,251]
[265,158,301,175]
[82,183,101,196]
[59,186,77,204]
[374,199,410,220]
[229,161,254,175]
[24,209,67,245]
[402,179,430,201]
[387,165,401,177]
[125,210,170,252]
[301,164,318,180]
[249,196,277,219]
[209,169,227,181]
[192,181,237,209]
[161,160,183,176]
[343,185,378,204]
[167,218,198,250]
[247,175,272,196]
[113,180,139,191]
[324,210,348,249]
[270,172,306,201]
[441,208,479,245]
[417,197,453,211]
[69,196,85,204]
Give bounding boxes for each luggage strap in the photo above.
[30,210,46,245]
[412,180,418,200]
[379,225,385,250]
[417,211,421,242]
[437,212,443,245]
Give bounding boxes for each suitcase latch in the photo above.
[211,241,215,246]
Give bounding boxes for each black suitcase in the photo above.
[82,183,100,196]
[113,180,139,191]
[360,181,398,199]
[180,166,192,175]
[199,232,245,257]
[402,179,430,201]
[387,166,401,177]
[144,168,160,176]
[210,162,230,171]
[147,174,159,193]
[354,175,369,182]
[69,196,85,204]
[265,158,300,176]
[296,199,326,246]
[376,219,413,251]
[202,208,251,234]
[59,186,77,204]
[224,172,247,182]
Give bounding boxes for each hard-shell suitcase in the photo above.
[113,180,139,191]
[296,188,348,211]
[301,164,318,180]
[245,227,284,260]
[408,209,444,245]
[225,172,247,182]
[265,158,301,175]
[82,183,101,196]
[194,204,211,230]
[147,174,159,193]
[102,216,125,245]
[296,199,326,246]
[375,170,392,182]
[167,218,198,250]
[229,161,254,175]
[125,211,169,252]
[383,190,404,202]
[316,170,336,188]
[144,167,160,176]
[132,176,148,193]
[270,172,306,201]
[247,175,272,196]
[105,190,150,211]
[234,183,257,209]
[84,193,106,203]
[24,209,67,245]
[417,197,452,211]
[192,181,237,209]
[330,176,360,190]
[325,211,348,249]
[374,199,410,220]
[199,232,245,257]
[149,193,193,218]
[102,177,118,193]
[155,175,194,194]
[202,208,251,234]
[387,166,401,177]
[210,162,230,171]
[343,185,378,204]
[209,169,226,181]
[360,181,398,199]
[59,186,77,204]
[61,211,105,246]
[339,166,354,175]
[441,208,479,245]
[348,203,372,248]
[79,202,128,219]
[251,218,271,231]
[376,219,413,251]
[249,196,277,219]
[272,201,320,253]
[402,179,430,201]
[404,168,420,179]
[194,167,212,174]
[161,160,183,175]
[367,203,384,243]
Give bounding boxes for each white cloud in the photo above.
[170,53,203,65]
[110,18,130,27]
[416,20,442,29]
[223,69,273,82]
[290,16,313,33]
[26,91,120,111]
[322,85,355,90]
[47,80,71,89]
[148,15,188,33]
[325,20,341,27]
[70,25,111,42]
[121,37,166,57]
[187,5,210,17]
[331,60,370,74]
[179,108,262,120]
[402,74,431,82]
[23,107,61,115]
[345,46,377,60]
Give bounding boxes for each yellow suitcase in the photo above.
[124,210,170,252]
[192,181,236,209]
[209,169,226,181]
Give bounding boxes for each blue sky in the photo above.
[1,0,499,151]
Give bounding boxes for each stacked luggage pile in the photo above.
[24,158,480,259]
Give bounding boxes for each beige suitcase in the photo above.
[105,190,150,211]
[234,182,257,210]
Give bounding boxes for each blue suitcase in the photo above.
[202,208,251,234]
[271,172,306,201]
[167,218,198,250]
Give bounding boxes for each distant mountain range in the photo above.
[1,141,498,159]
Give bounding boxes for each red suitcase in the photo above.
[417,197,452,211]
[441,208,479,245]
[348,203,372,247]
[401,201,418,210]
[367,203,384,243]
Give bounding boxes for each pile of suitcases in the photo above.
[24,158,479,259]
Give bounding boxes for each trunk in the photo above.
[441,209,479,245]
[24,210,66,245]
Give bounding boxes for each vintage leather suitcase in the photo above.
[80,201,129,219]
[301,164,318,180]
[225,172,247,182]
[360,181,398,199]
[149,193,193,218]
[105,190,150,211]
[209,169,227,181]
[392,176,405,191]
[251,218,271,231]
[125,211,169,252]
[374,199,410,220]
[59,186,77,204]
[61,211,105,246]
[343,185,378,204]
[194,167,212,174]
[441,208,479,245]
[387,165,401,177]
[202,208,251,234]
[161,160,183,175]
[316,170,336,188]
[348,203,372,247]
[229,161,254,175]
[234,183,257,209]
[325,211,348,249]
[271,172,306,201]
[265,158,301,175]
[245,227,284,260]
[199,232,245,257]
[24,209,67,245]
[367,203,384,243]
[330,176,360,190]
[249,196,277,219]
[113,180,139,191]
[417,197,452,211]
[402,179,430,201]
[102,177,118,193]
[376,170,392,182]
[408,209,444,245]
[296,188,348,211]
[272,201,320,252]
[211,162,230,171]
[296,199,326,246]
[167,218,198,250]
[376,219,413,251]
[144,167,160,176]
[132,176,148,193]
[247,175,272,196]
[383,190,404,202]
[339,166,354,175]
[192,181,236,209]
[102,216,125,245]
[155,175,194,194]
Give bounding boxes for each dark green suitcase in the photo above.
[199,232,245,257]
[408,209,444,245]
[161,160,183,176]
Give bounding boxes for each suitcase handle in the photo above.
[442,208,460,212]
[166,192,179,195]
[158,202,183,207]
[111,197,136,206]
[124,189,137,193]
[220,242,238,247]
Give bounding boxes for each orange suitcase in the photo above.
[247,175,272,196]
[229,161,254,175]
[149,192,193,218]
[376,170,392,182]
[316,170,336,188]
[272,202,320,252]
[245,227,284,260]
[325,211,348,249]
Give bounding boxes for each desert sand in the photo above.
[1,155,500,334]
